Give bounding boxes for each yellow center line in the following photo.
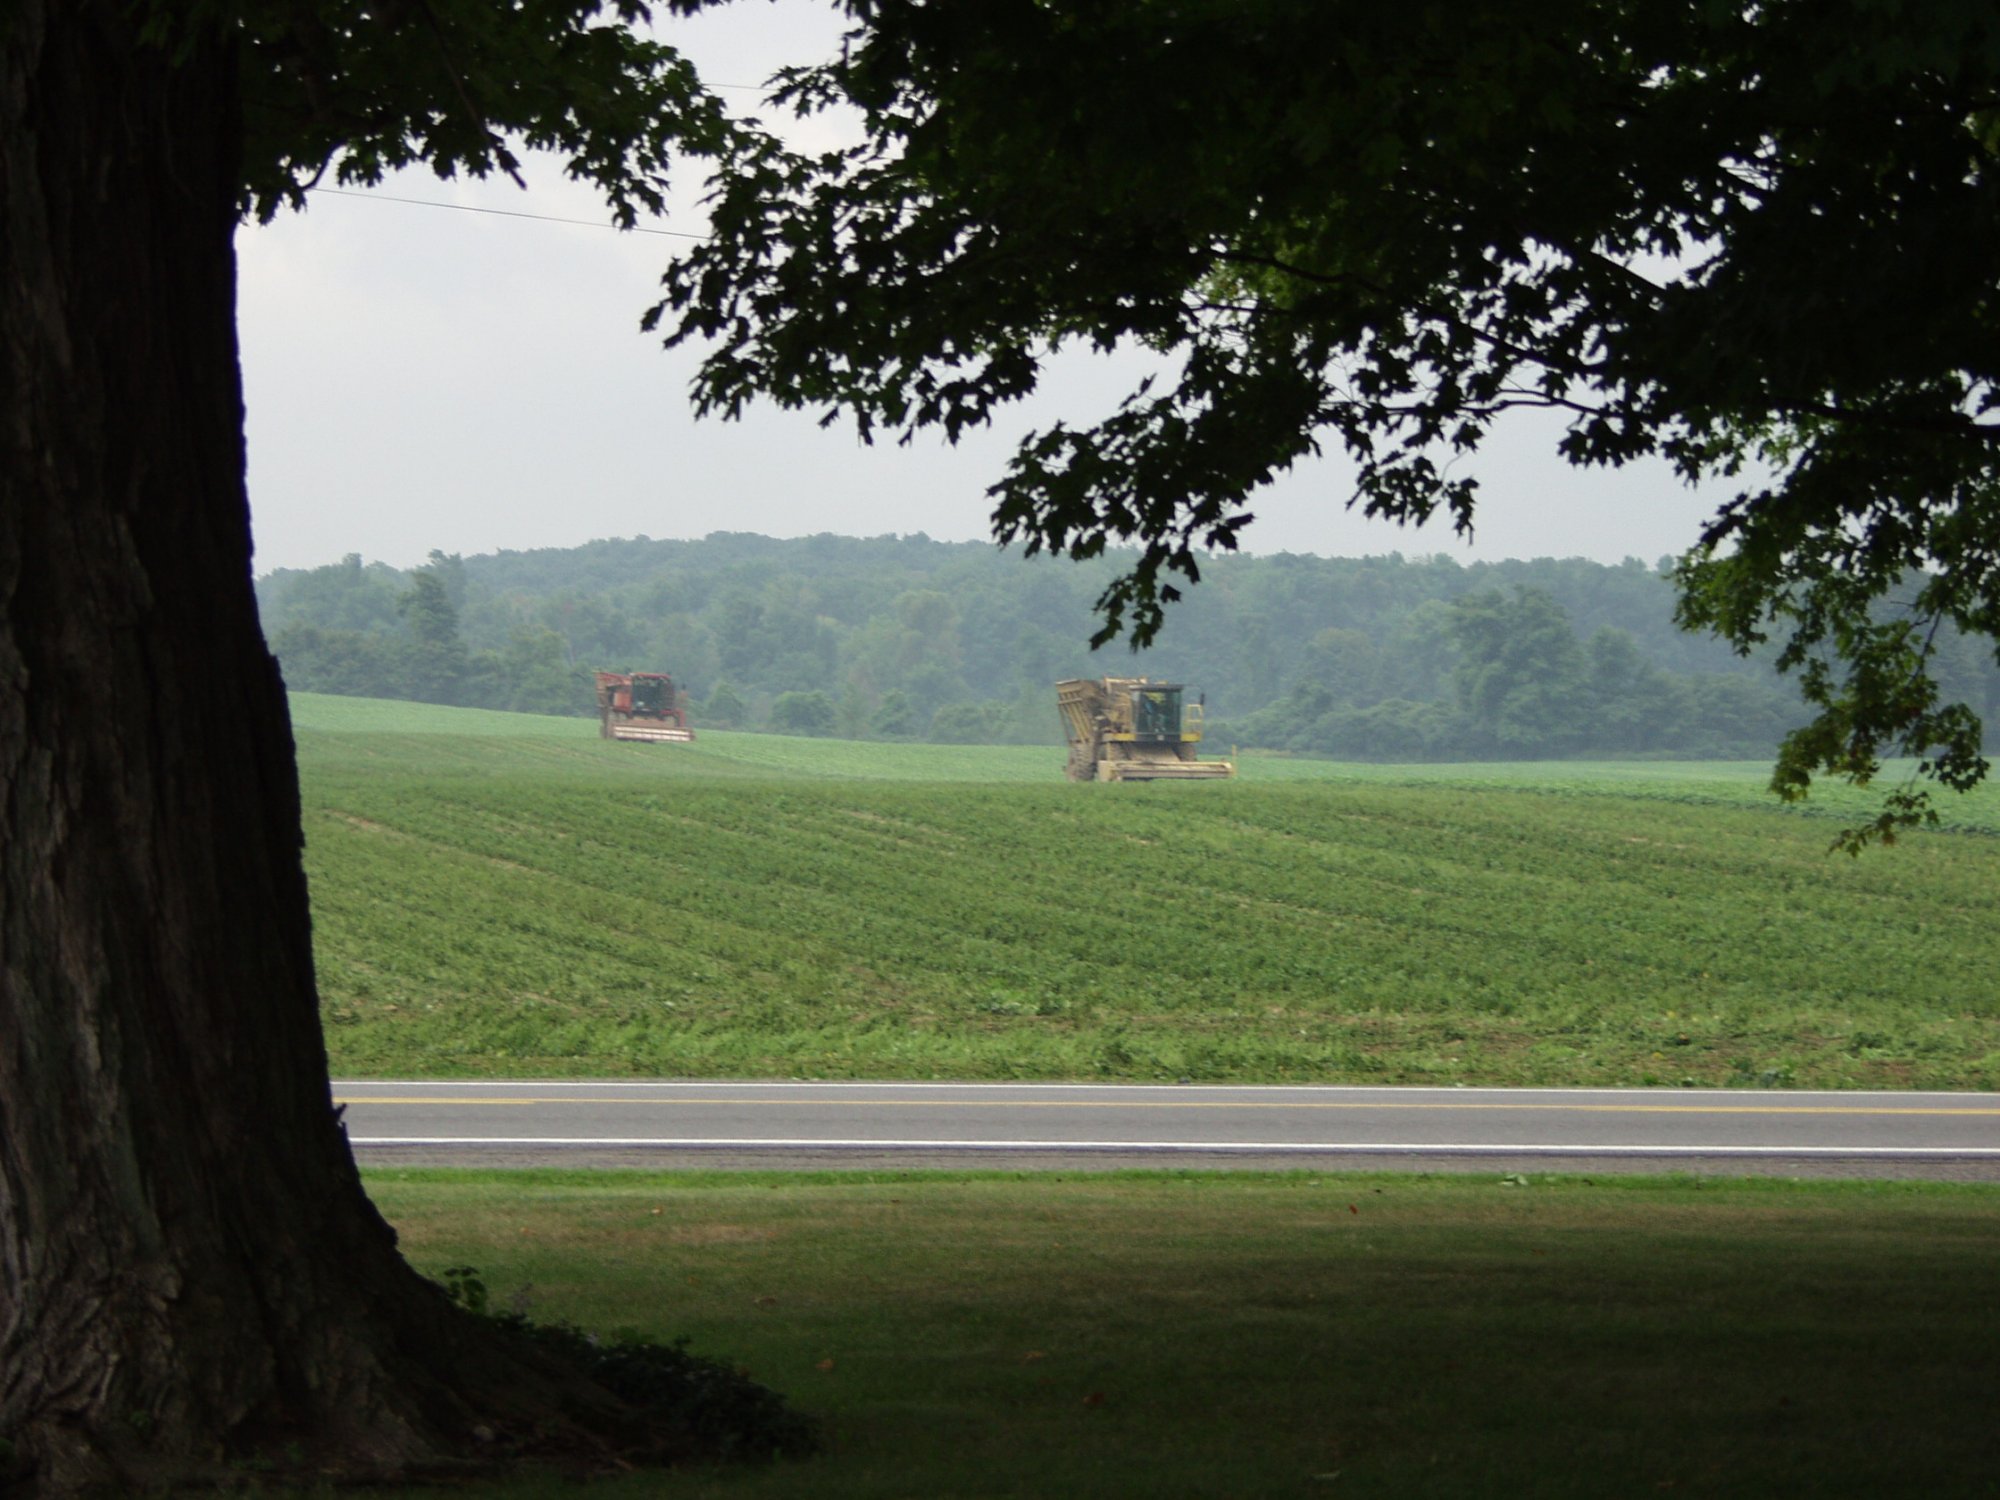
[332,1096,2000,1117]
[340,1097,540,1106]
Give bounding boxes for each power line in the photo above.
[307,185,706,239]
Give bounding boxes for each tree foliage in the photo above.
[1449,588,1591,756]
[127,0,733,224]
[660,0,2000,843]
[768,687,836,735]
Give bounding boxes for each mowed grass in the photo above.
[294,695,2000,1088]
[365,1169,2000,1499]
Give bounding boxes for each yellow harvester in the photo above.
[1055,677,1235,782]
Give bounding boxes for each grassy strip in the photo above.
[366,1168,2000,1499]
[294,697,2000,1088]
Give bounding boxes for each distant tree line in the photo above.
[256,533,2000,761]
[1231,585,1809,761]
[264,553,587,719]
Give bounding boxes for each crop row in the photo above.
[294,707,2000,1087]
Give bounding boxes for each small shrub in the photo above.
[432,1268,816,1462]
[505,1317,817,1461]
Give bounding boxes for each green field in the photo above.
[368,1169,2000,1500]
[294,694,2000,1088]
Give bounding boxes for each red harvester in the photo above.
[594,671,695,743]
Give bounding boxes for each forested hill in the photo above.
[255,532,2000,761]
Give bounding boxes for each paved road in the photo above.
[336,1080,2000,1179]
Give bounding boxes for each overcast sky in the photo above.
[235,3,1726,578]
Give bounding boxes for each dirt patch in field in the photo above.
[667,1223,783,1246]
[330,811,398,835]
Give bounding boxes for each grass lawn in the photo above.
[293,695,2000,1089]
[366,1168,2000,1499]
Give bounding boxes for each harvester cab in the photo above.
[595,671,695,743]
[1056,677,1235,782]
[1130,684,1185,741]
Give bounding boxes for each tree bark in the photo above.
[0,7,621,1492]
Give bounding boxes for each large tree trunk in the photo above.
[0,7,620,1492]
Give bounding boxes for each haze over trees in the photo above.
[259,533,2000,762]
[6,0,1999,1492]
